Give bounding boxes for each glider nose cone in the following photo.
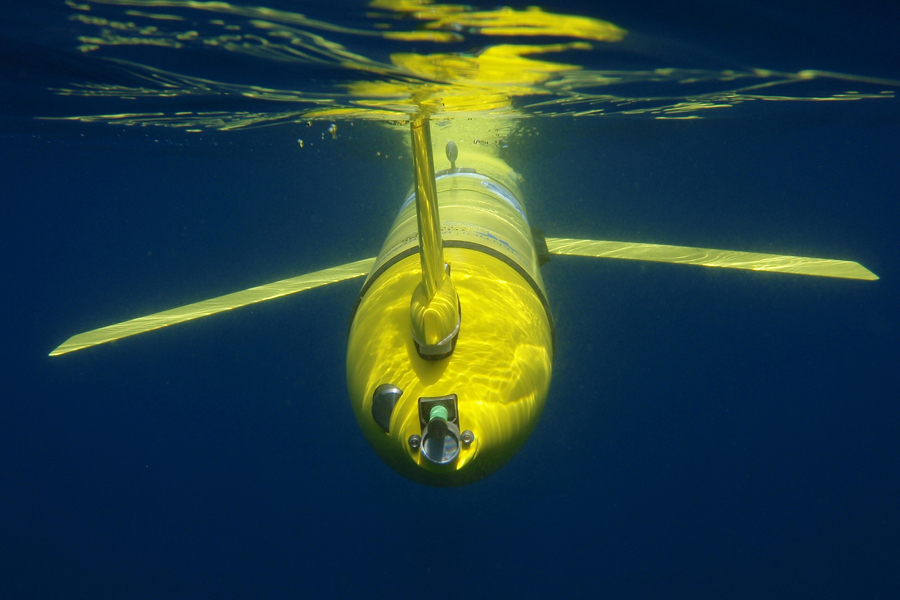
[347,250,553,486]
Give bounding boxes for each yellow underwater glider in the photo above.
[50,116,877,486]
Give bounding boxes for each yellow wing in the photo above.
[50,258,376,356]
[545,238,877,281]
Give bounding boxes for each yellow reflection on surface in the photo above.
[393,43,589,87]
[124,10,184,20]
[372,1,625,42]
[340,42,593,115]
[47,0,898,129]
[423,6,624,42]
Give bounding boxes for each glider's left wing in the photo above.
[50,257,376,356]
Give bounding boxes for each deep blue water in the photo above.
[3,1,899,598]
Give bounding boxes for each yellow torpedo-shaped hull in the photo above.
[346,137,554,486]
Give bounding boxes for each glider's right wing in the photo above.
[50,257,376,356]
[545,238,877,281]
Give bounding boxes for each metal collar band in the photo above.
[398,171,527,223]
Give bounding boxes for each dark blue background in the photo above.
[2,1,898,598]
